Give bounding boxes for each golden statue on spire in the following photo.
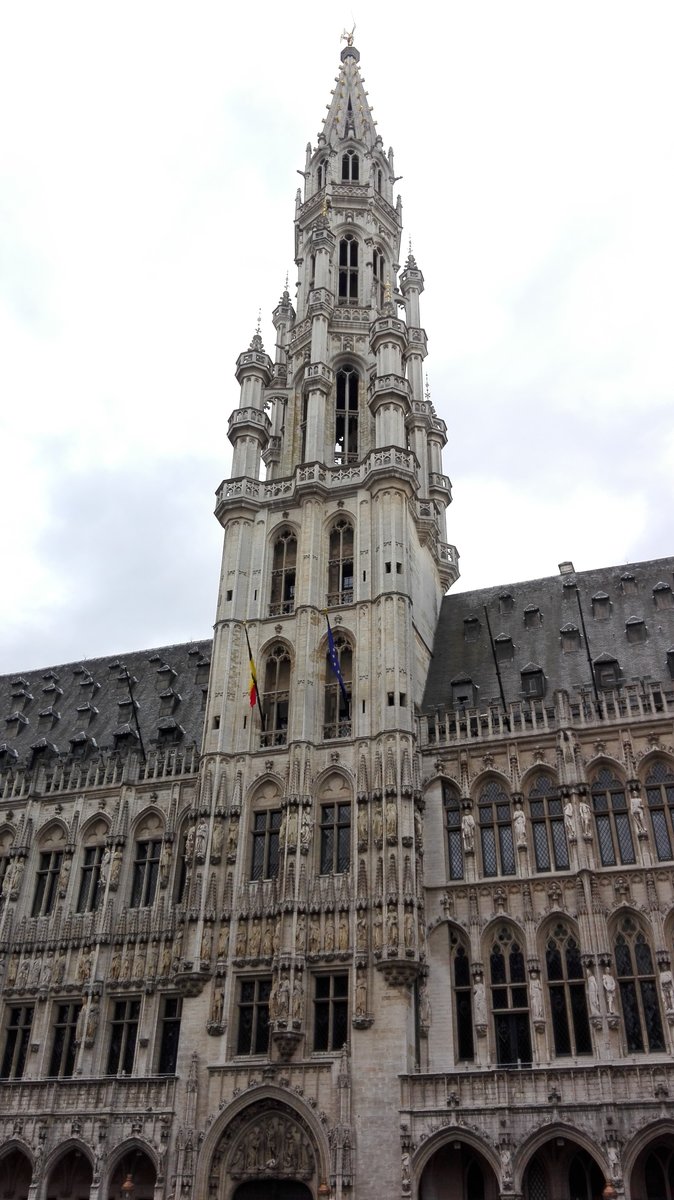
[341,25,356,48]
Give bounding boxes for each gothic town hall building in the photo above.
[2,37,674,1200]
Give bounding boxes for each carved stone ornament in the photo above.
[211,1104,317,1191]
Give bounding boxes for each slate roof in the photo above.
[423,557,674,712]
[0,640,212,768]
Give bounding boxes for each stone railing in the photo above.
[0,1074,177,1116]
[401,1060,674,1114]
[417,682,673,749]
[216,448,420,513]
[0,745,200,800]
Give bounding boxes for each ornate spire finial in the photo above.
[255,308,262,336]
[341,25,356,48]
[384,276,392,304]
[424,374,431,402]
[249,309,264,352]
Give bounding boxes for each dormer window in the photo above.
[667,649,674,680]
[520,664,546,698]
[494,634,513,662]
[653,582,674,610]
[594,654,621,689]
[338,235,359,304]
[341,148,359,181]
[523,605,541,629]
[621,572,638,595]
[451,676,476,710]
[591,592,611,619]
[499,593,513,614]
[625,616,647,644]
[560,623,581,653]
[463,617,480,643]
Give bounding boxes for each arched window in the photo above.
[528,775,569,872]
[338,235,359,304]
[614,914,664,1052]
[478,781,515,877]
[591,768,635,865]
[544,922,592,1056]
[327,519,354,606]
[334,367,359,464]
[269,528,297,617]
[341,148,359,181]
[323,633,352,740]
[261,644,291,747]
[76,819,108,913]
[316,159,327,190]
[489,925,532,1065]
[372,248,385,308]
[443,785,464,880]
[376,167,383,194]
[450,931,474,1060]
[645,760,674,860]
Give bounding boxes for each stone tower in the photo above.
[199,34,458,1198]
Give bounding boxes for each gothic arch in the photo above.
[622,1117,674,1180]
[637,747,674,779]
[247,774,284,807]
[515,1122,608,1192]
[258,635,295,666]
[412,1126,500,1190]
[79,812,111,841]
[35,817,68,846]
[42,1137,95,1183]
[103,1135,158,1180]
[536,910,583,947]
[131,805,166,841]
[195,1085,331,1200]
[481,914,526,948]
[314,764,355,795]
[520,763,559,790]
[0,1137,34,1170]
[584,752,627,782]
[470,768,512,797]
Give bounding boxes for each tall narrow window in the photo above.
[528,775,569,872]
[320,801,351,873]
[76,844,105,913]
[338,235,359,304]
[645,760,674,861]
[0,1006,34,1079]
[314,973,349,1050]
[545,923,592,1056]
[250,809,282,880]
[323,634,352,740]
[48,1003,81,1078]
[236,978,271,1055]
[269,529,297,616]
[328,519,354,605]
[130,839,161,907]
[591,768,635,866]
[443,786,464,880]
[299,396,309,464]
[32,850,63,917]
[372,248,385,308]
[568,1154,604,1200]
[106,997,141,1075]
[490,926,532,1066]
[341,148,359,181]
[157,996,182,1073]
[261,644,291,747]
[478,782,515,877]
[451,935,474,1060]
[614,915,664,1052]
[316,159,327,190]
[334,369,359,464]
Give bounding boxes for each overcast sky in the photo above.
[1,1,673,675]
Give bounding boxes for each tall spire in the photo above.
[320,36,379,147]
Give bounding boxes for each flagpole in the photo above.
[244,624,266,731]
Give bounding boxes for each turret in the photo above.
[228,324,273,479]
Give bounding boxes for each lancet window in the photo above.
[327,518,354,606]
[269,528,297,617]
[450,932,474,1060]
[338,235,359,304]
[544,922,592,1056]
[645,759,674,861]
[323,633,352,740]
[591,767,635,866]
[478,781,515,877]
[261,644,291,747]
[614,915,664,1052]
[443,785,464,880]
[489,925,532,1066]
[334,367,359,463]
[341,148,359,181]
[528,774,569,872]
[372,248,385,308]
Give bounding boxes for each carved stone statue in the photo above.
[513,807,527,847]
[606,1142,621,1179]
[356,971,367,1015]
[100,846,112,885]
[211,986,224,1025]
[602,967,617,1014]
[587,970,601,1015]
[357,805,368,849]
[356,912,367,952]
[372,803,383,845]
[86,1000,99,1045]
[309,916,321,954]
[53,949,66,985]
[530,976,544,1020]
[235,924,247,958]
[300,808,312,853]
[579,801,592,839]
[262,921,273,958]
[338,913,349,951]
[286,807,298,848]
[211,821,224,861]
[385,798,398,841]
[404,910,414,950]
[75,1005,86,1045]
[77,947,93,985]
[248,919,262,958]
[500,1144,513,1182]
[226,819,238,859]
[40,955,53,988]
[401,1152,411,1187]
[386,905,398,947]
[461,812,475,853]
[185,824,196,859]
[295,913,306,953]
[630,793,647,836]
[277,974,290,1019]
[217,922,230,959]
[373,908,383,950]
[323,916,335,953]
[564,800,576,839]
[292,975,303,1021]
[660,968,674,1012]
[200,924,213,962]
[109,848,123,888]
[473,980,487,1024]
[195,820,208,861]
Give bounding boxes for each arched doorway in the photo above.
[233,1184,313,1200]
[45,1148,93,1200]
[0,1146,32,1200]
[419,1140,499,1200]
[630,1135,674,1200]
[523,1140,605,1200]
[107,1148,157,1200]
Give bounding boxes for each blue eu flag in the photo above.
[326,616,349,707]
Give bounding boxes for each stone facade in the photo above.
[1,34,674,1200]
